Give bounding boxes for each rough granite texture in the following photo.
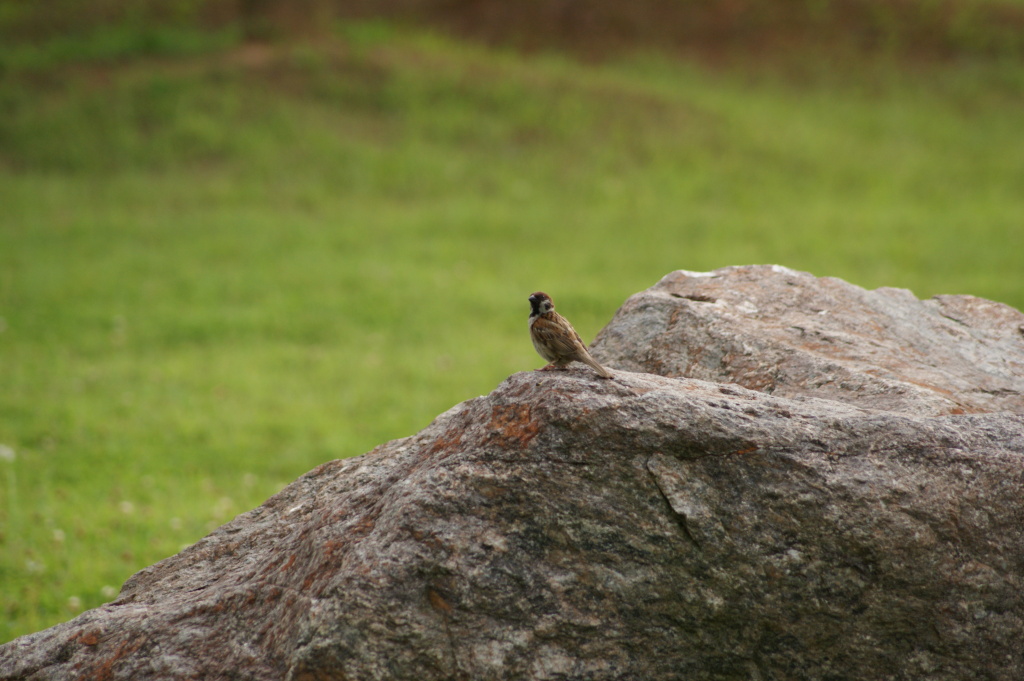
[3,267,1024,681]
[591,265,1024,415]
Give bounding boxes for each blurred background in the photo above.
[2,0,1023,641]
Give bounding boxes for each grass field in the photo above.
[2,17,1023,641]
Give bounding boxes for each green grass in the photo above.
[0,23,240,71]
[2,21,1023,642]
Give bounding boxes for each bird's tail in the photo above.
[580,350,613,379]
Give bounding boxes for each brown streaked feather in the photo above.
[531,312,586,362]
[530,310,613,378]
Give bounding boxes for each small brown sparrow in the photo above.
[528,291,612,379]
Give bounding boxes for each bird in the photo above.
[528,291,612,379]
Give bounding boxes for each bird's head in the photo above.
[528,291,554,316]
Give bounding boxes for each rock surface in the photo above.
[592,265,1024,415]
[4,268,1024,681]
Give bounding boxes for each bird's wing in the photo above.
[533,314,586,358]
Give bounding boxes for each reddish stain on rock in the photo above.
[487,404,541,448]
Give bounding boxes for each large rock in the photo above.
[592,265,1024,415]
[4,268,1024,681]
